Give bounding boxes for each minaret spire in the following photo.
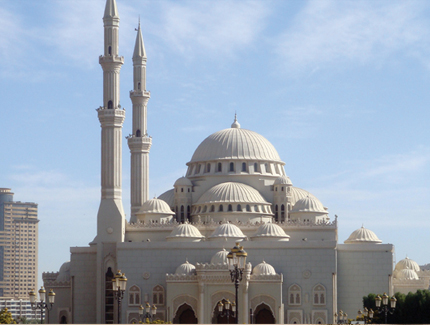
[128,19,152,222]
[96,0,126,242]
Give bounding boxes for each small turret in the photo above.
[133,20,147,61]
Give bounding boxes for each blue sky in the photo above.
[1,0,430,286]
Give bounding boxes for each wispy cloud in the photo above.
[275,0,430,71]
[157,0,270,58]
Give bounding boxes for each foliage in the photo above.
[138,319,171,324]
[363,289,430,324]
[0,308,16,324]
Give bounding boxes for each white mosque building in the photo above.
[42,0,429,324]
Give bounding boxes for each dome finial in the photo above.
[231,112,240,129]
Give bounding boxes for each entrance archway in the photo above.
[254,303,275,324]
[173,303,198,324]
[212,299,236,324]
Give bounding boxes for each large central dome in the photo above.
[189,117,283,164]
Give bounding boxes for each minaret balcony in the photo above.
[99,55,124,64]
[127,135,152,152]
[130,90,150,97]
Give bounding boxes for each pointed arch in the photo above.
[288,284,301,306]
[108,100,113,109]
[312,284,326,306]
[128,285,141,306]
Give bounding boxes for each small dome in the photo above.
[252,223,290,240]
[56,261,71,282]
[253,261,276,276]
[395,257,420,273]
[197,182,269,205]
[211,249,229,265]
[289,187,318,206]
[167,223,204,240]
[209,223,246,240]
[291,196,326,213]
[175,261,196,275]
[174,177,193,187]
[396,267,419,280]
[231,114,241,129]
[138,198,173,215]
[344,226,382,244]
[274,175,293,185]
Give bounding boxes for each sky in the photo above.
[1,0,430,288]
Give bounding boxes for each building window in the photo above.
[128,285,141,306]
[246,205,251,212]
[229,162,234,172]
[210,205,215,212]
[237,204,242,212]
[196,164,201,174]
[242,163,247,172]
[136,129,141,137]
[108,46,112,55]
[108,100,113,109]
[288,284,301,306]
[153,285,165,306]
[217,163,222,172]
[187,206,191,220]
[180,206,185,223]
[254,163,259,173]
[313,284,326,306]
[206,163,211,173]
[275,205,279,222]
[219,205,224,212]
[228,204,233,212]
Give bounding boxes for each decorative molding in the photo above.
[250,295,276,315]
[172,295,198,318]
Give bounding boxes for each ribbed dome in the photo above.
[209,223,246,240]
[174,177,193,187]
[289,187,318,206]
[396,268,419,280]
[56,261,71,282]
[197,182,269,205]
[189,121,282,164]
[274,175,293,185]
[167,223,204,239]
[253,261,276,276]
[175,261,196,275]
[252,223,290,240]
[395,257,420,273]
[291,196,326,213]
[210,249,228,265]
[139,198,172,215]
[344,226,382,244]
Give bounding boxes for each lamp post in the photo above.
[375,293,396,324]
[358,307,374,323]
[227,242,247,324]
[139,302,157,323]
[29,287,55,323]
[217,299,236,324]
[112,270,128,324]
[335,310,348,324]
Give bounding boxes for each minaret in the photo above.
[96,0,126,242]
[128,20,152,223]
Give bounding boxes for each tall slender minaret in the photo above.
[96,0,126,242]
[128,20,152,223]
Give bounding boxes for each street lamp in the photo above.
[358,307,374,323]
[29,287,55,323]
[335,310,348,324]
[217,299,236,324]
[375,293,396,324]
[139,302,157,323]
[112,270,127,324]
[227,242,247,324]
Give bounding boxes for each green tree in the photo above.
[0,308,16,324]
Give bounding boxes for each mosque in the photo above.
[42,0,430,324]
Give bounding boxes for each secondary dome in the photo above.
[209,223,246,240]
[175,261,196,275]
[138,198,172,215]
[166,223,204,241]
[197,182,269,205]
[210,249,228,265]
[396,268,419,280]
[251,223,290,241]
[56,261,71,282]
[344,226,382,244]
[174,177,193,187]
[274,175,293,185]
[395,257,420,273]
[189,118,283,164]
[253,261,276,276]
[291,196,326,213]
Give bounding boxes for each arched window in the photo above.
[227,204,233,212]
[196,164,201,174]
[136,129,141,137]
[275,205,279,222]
[152,285,165,306]
[237,204,242,212]
[210,205,215,212]
[288,284,301,306]
[206,163,211,173]
[246,205,251,212]
[281,186,284,191]
[128,285,141,306]
[181,188,184,193]
[180,206,185,223]
[202,206,207,213]
[188,188,190,192]
[254,205,259,212]
[108,46,112,55]
[108,100,113,109]
[217,163,222,172]
[281,205,285,222]
[229,162,235,172]
[254,163,259,172]
[313,284,326,306]
[138,82,141,90]
[105,268,114,323]
[187,206,191,220]
[242,162,247,172]
[219,205,224,212]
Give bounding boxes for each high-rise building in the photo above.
[0,188,38,299]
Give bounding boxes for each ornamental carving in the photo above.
[251,295,276,315]
[172,295,197,318]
